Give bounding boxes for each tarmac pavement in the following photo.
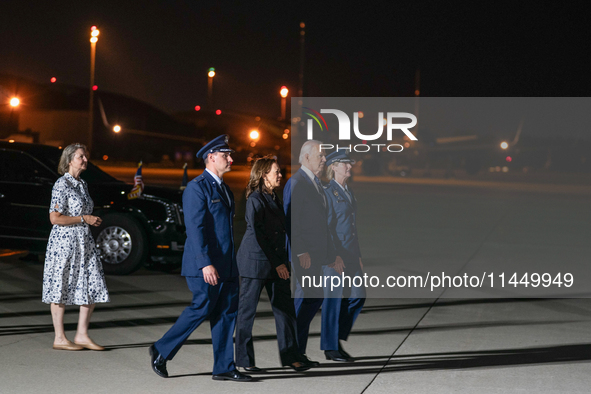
[1,176,590,393]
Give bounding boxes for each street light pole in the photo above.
[88,26,100,155]
[280,86,288,120]
[207,67,215,109]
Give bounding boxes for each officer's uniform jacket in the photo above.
[324,179,362,273]
[181,170,237,279]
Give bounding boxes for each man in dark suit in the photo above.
[283,140,342,365]
[149,135,251,382]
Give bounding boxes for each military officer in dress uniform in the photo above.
[149,135,252,382]
[321,149,366,362]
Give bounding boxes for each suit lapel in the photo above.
[298,168,325,208]
[330,179,353,207]
[262,192,285,226]
[203,171,231,208]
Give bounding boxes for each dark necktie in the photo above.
[344,187,353,203]
[220,182,230,205]
[314,176,326,207]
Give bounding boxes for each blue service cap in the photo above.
[326,149,355,167]
[196,134,235,160]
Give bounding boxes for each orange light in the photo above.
[113,125,121,133]
[282,134,289,139]
[208,71,216,78]
[92,85,98,91]
[103,155,109,160]
[358,111,364,119]
[9,97,20,107]
[300,22,305,28]
[280,86,289,98]
[415,89,420,96]
[8,139,15,143]
[250,142,256,147]
[249,130,260,140]
[50,77,57,83]
[194,105,201,111]
[90,37,98,43]
[255,116,261,121]
[500,141,509,149]
[215,109,222,115]
[284,128,290,134]
[91,28,100,37]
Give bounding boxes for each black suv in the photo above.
[0,141,186,274]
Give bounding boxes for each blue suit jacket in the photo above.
[237,190,288,279]
[284,168,335,272]
[324,179,362,273]
[181,171,237,279]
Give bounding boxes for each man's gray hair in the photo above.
[298,140,322,164]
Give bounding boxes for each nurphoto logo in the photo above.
[304,108,418,153]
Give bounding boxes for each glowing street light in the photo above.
[9,97,20,107]
[500,141,509,149]
[113,125,121,133]
[208,67,215,108]
[88,25,100,155]
[279,86,288,120]
[249,130,260,140]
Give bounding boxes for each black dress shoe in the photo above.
[325,350,353,362]
[149,344,169,378]
[212,369,253,381]
[299,354,320,367]
[338,342,353,360]
[285,361,310,372]
[243,366,263,372]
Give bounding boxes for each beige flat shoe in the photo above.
[53,341,84,351]
[74,340,105,351]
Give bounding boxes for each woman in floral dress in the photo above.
[43,143,110,351]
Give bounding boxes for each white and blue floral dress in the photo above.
[42,172,110,305]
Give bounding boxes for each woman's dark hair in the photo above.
[245,155,277,198]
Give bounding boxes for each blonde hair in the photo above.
[58,143,87,175]
[326,163,336,180]
[245,156,277,198]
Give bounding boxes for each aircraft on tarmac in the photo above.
[359,120,524,177]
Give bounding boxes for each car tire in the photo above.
[92,213,148,275]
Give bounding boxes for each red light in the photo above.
[92,85,98,91]
[506,156,512,162]
[194,105,201,111]
[215,109,222,115]
[50,77,57,83]
[91,26,97,31]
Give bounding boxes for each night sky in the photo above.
[1,1,589,120]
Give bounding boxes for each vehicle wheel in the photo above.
[92,213,148,275]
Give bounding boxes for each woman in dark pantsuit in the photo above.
[235,156,309,372]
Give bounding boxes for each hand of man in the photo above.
[329,256,346,275]
[298,253,311,269]
[276,264,290,280]
[202,265,220,285]
[83,215,102,226]
[359,258,364,271]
